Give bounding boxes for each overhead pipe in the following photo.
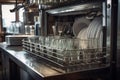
[10,0,25,12]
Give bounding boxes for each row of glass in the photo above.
[22,38,104,64]
[26,36,101,50]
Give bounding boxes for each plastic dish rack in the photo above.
[22,36,110,72]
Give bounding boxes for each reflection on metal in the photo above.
[46,3,101,15]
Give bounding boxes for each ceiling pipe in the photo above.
[10,0,25,12]
[15,0,19,21]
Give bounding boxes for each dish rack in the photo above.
[22,36,110,72]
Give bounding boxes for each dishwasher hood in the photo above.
[46,3,102,15]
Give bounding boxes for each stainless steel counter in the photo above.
[0,42,110,80]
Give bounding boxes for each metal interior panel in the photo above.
[46,3,102,15]
[107,0,111,48]
[117,0,120,68]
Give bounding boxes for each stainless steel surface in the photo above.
[46,3,101,15]
[0,43,62,77]
[107,0,111,48]
[5,35,34,46]
[117,0,120,68]
[0,42,110,80]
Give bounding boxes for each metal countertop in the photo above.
[0,42,110,80]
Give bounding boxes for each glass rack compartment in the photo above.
[22,36,110,72]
